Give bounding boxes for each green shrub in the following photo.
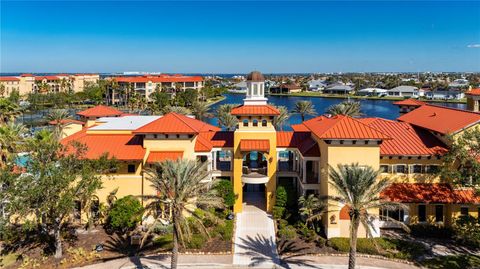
[107,195,144,233]
[316,236,327,248]
[453,215,480,248]
[153,223,173,235]
[272,206,285,219]
[278,225,297,240]
[215,180,235,208]
[276,186,288,207]
[278,219,289,229]
[186,233,207,249]
[214,219,234,240]
[410,224,454,239]
[153,234,173,250]
[422,254,480,269]
[328,237,350,252]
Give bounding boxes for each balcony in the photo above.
[241,166,269,184]
[305,171,319,184]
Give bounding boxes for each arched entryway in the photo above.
[242,151,269,210]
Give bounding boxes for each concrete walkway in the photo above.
[233,191,280,267]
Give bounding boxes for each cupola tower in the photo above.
[244,71,267,105]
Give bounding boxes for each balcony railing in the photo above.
[278,161,293,171]
[241,166,269,184]
[216,161,231,171]
[305,171,319,184]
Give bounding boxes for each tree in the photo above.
[294,101,317,122]
[83,81,105,104]
[191,101,211,122]
[215,179,235,208]
[149,90,171,114]
[175,88,198,107]
[273,106,290,130]
[328,163,404,269]
[440,129,480,185]
[0,122,26,168]
[326,101,362,117]
[216,104,238,131]
[298,194,326,230]
[162,105,191,115]
[0,84,5,97]
[0,98,22,124]
[6,130,116,258]
[107,195,144,233]
[143,159,223,269]
[47,109,70,140]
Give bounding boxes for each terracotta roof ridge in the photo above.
[347,116,392,139]
[321,115,391,140]
[170,112,201,133]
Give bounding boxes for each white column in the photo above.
[207,154,213,172]
[302,160,306,183]
[213,151,217,171]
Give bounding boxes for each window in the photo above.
[418,205,427,222]
[425,165,439,174]
[253,119,258,127]
[243,119,248,127]
[253,84,258,95]
[461,207,469,216]
[127,164,136,173]
[412,164,422,174]
[395,165,406,174]
[435,205,444,222]
[262,120,267,127]
[380,207,405,222]
[380,165,390,173]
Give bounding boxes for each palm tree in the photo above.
[328,163,404,269]
[0,98,22,124]
[0,122,26,168]
[47,109,70,140]
[143,159,223,269]
[298,194,326,230]
[162,105,191,115]
[294,101,317,121]
[273,106,290,130]
[216,104,238,131]
[326,101,362,117]
[191,101,211,122]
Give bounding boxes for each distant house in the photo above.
[229,81,247,93]
[323,85,353,94]
[270,83,302,94]
[425,90,465,100]
[357,88,388,97]
[388,86,419,98]
[449,79,469,88]
[308,79,327,92]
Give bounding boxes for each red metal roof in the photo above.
[61,130,145,160]
[134,112,219,134]
[381,183,480,204]
[0,77,19,81]
[276,131,319,157]
[397,104,480,135]
[466,88,480,96]
[146,151,183,163]
[392,99,426,107]
[297,115,390,140]
[359,118,447,156]
[77,105,123,118]
[231,105,280,116]
[239,139,270,151]
[195,131,234,152]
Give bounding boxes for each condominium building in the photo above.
[109,74,204,102]
[0,74,100,97]
[59,71,480,238]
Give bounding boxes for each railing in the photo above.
[278,161,293,171]
[242,166,267,176]
[305,171,319,184]
[216,161,231,171]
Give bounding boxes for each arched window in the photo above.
[243,119,249,127]
[262,120,267,127]
[253,119,258,127]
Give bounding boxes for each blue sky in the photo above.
[1,1,479,73]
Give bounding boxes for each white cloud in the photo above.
[467,44,480,48]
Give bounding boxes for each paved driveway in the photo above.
[233,191,280,267]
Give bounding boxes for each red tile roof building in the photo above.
[77,105,124,118]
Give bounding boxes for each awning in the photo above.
[239,139,270,152]
[146,151,183,163]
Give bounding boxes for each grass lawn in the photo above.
[421,254,480,269]
[0,253,19,267]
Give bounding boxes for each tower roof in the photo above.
[246,71,265,82]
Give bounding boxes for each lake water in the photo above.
[207,94,466,130]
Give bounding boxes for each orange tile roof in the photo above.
[134,112,219,134]
[48,119,84,125]
[392,99,426,107]
[35,76,59,81]
[231,105,280,116]
[195,131,234,152]
[466,88,480,96]
[61,130,145,160]
[77,105,123,118]
[381,183,480,204]
[239,139,270,151]
[146,151,183,163]
[397,104,480,135]
[0,77,19,81]
[359,118,447,156]
[276,131,319,157]
[20,73,34,77]
[115,74,203,83]
[296,115,390,140]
